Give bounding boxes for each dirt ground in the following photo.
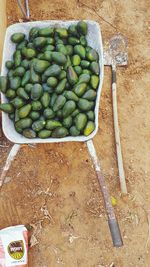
[0,0,150,266]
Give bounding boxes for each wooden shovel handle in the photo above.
[112,63,127,194]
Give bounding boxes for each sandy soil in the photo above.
[0,0,150,266]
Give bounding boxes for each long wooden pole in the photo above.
[0,0,7,66]
[111,63,127,194]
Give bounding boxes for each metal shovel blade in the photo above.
[104,33,128,66]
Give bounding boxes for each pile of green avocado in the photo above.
[0,21,100,139]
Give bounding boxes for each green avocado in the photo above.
[58,70,66,80]
[13,67,25,77]
[80,36,87,46]
[14,109,20,122]
[29,27,39,40]
[21,70,30,86]
[51,127,68,138]
[16,40,28,50]
[22,47,36,59]
[64,56,72,70]
[14,50,22,67]
[46,120,62,130]
[30,111,40,120]
[46,37,55,44]
[74,66,82,75]
[31,101,42,111]
[72,55,81,66]
[43,108,55,119]
[43,83,53,93]
[17,87,29,100]
[62,100,76,118]
[55,78,67,94]
[69,126,80,136]
[55,38,64,45]
[23,128,36,138]
[63,116,73,128]
[90,62,100,75]
[43,51,53,61]
[68,25,78,37]
[64,91,79,102]
[41,92,50,108]
[71,108,80,117]
[6,89,16,99]
[38,129,51,138]
[87,110,95,121]
[31,84,43,100]
[10,77,21,90]
[39,27,54,37]
[7,70,14,78]
[15,118,32,129]
[90,75,99,89]
[0,103,14,114]
[67,66,78,85]
[24,83,33,93]
[78,99,93,111]
[55,28,68,38]
[47,77,58,87]
[5,60,14,70]
[21,59,30,70]
[78,73,90,84]
[53,95,66,112]
[11,33,25,43]
[82,89,96,100]
[80,60,90,68]
[74,45,86,59]
[44,64,61,77]
[65,45,74,56]
[18,104,31,118]
[52,52,67,65]
[75,113,87,131]
[50,93,57,107]
[86,49,99,61]
[33,59,50,73]
[30,66,41,84]
[77,21,87,35]
[84,121,95,136]
[42,45,55,52]
[56,44,68,55]
[68,37,80,45]
[11,97,25,108]
[74,83,87,97]
[32,120,46,132]
[33,37,47,48]
[0,76,8,93]
[82,69,92,75]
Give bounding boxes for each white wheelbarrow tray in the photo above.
[1,20,104,144]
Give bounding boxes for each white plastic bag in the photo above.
[0,225,28,267]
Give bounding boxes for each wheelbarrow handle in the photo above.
[87,140,123,247]
[96,170,123,247]
[108,217,123,247]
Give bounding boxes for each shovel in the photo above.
[104,34,128,194]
